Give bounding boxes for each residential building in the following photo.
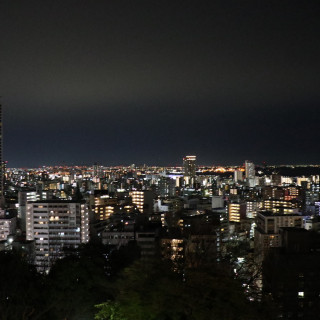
[26,200,89,271]
[228,202,246,223]
[254,211,303,259]
[129,190,154,214]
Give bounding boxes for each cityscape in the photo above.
[1,1,320,319]
[2,103,320,318]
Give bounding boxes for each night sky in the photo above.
[1,0,319,167]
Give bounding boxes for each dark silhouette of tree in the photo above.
[0,252,44,320]
[96,258,273,320]
[107,240,140,278]
[42,242,113,319]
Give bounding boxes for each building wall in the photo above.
[228,203,246,222]
[26,201,89,271]
[255,212,303,259]
[0,217,16,240]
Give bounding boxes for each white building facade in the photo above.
[26,201,89,271]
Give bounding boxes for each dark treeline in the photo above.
[257,166,320,177]
[0,242,274,320]
[0,241,138,320]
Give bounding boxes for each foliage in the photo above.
[42,242,114,320]
[95,301,126,320]
[225,239,251,261]
[95,259,272,320]
[0,240,274,320]
[0,242,114,319]
[107,241,141,278]
[0,251,44,320]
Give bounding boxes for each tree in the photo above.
[95,258,271,320]
[0,251,44,320]
[42,242,113,320]
[95,301,126,320]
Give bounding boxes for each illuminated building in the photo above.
[183,155,196,187]
[263,199,301,213]
[18,190,40,232]
[159,177,176,197]
[26,200,89,271]
[296,177,310,187]
[245,160,255,180]
[245,201,260,218]
[94,195,117,220]
[161,238,184,270]
[281,176,293,185]
[234,169,244,182]
[228,202,246,223]
[0,104,3,206]
[284,186,300,201]
[0,211,16,241]
[263,186,301,202]
[254,211,303,259]
[93,162,103,179]
[129,190,154,214]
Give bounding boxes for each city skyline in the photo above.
[1,1,320,167]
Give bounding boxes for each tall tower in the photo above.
[0,103,3,206]
[245,160,255,180]
[183,155,196,187]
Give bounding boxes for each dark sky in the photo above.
[1,0,320,167]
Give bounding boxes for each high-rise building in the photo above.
[0,104,3,206]
[18,190,40,232]
[183,155,196,177]
[234,169,244,182]
[26,200,89,271]
[244,160,255,180]
[183,155,196,187]
[159,177,176,197]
